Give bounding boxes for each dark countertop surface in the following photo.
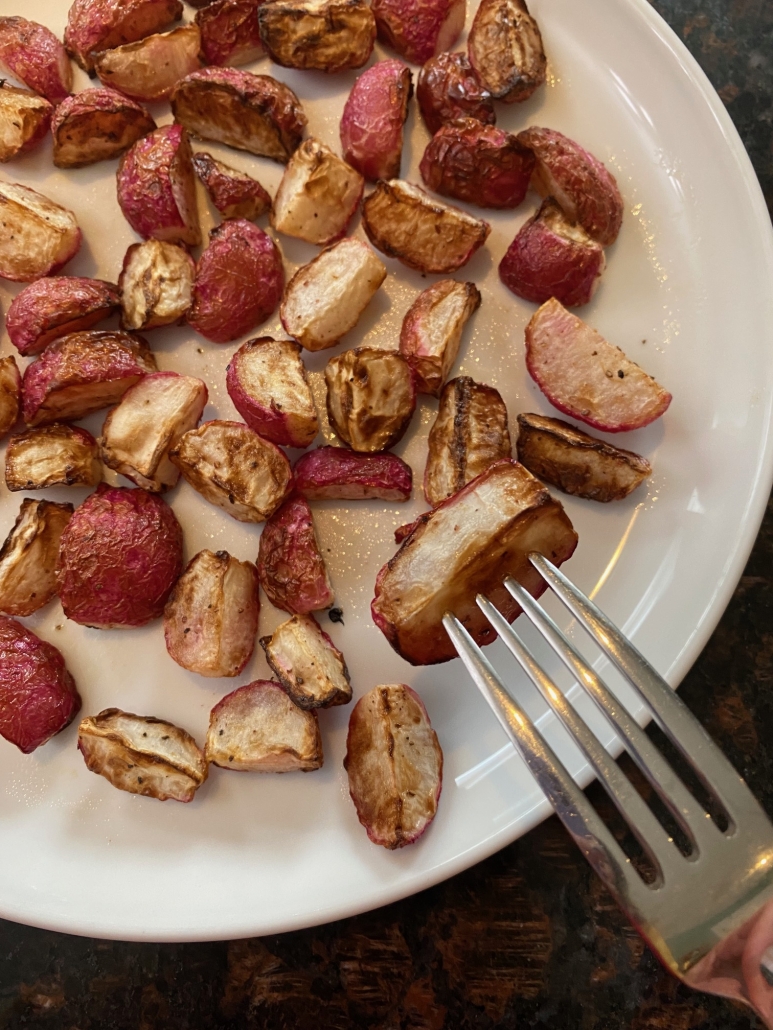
[2,1,773,1027]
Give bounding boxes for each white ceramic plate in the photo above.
[1,0,772,943]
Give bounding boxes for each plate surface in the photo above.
[1,0,772,942]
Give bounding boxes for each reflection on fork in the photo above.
[444,554,773,1027]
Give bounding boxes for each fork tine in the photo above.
[476,594,681,883]
[442,611,651,911]
[528,553,753,820]
[502,576,719,854]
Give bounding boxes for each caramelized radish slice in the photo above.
[372,459,577,665]
[170,420,293,523]
[525,298,672,432]
[516,412,652,502]
[261,613,351,709]
[399,279,480,396]
[344,683,442,848]
[0,181,81,283]
[6,425,101,491]
[100,371,208,492]
[164,549,259,678]
[424,376,511,505]
[0,499,73,617]
[205,680,323,772]
[78,709,207,801]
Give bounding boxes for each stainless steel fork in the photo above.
[443,553,773,1027]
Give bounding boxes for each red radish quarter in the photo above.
[416,51,494,135]
[188,220,284,344]
[340,59,412,182]
[293,447,412,501]
[0,16,72,104]
[21,330,157,427]
[7,277,120,357]
[257,496,334,615]
[499,198,606,307]
[196,0,265,67]
[116,124,200,246]
[0,616,81,753]
[56,484,183,628]
[372,0,465,65]
[517,126,624,246]
[420,119,534,209]
[65,0,183,72]
[525,298,672,432]
[226,337,318,448]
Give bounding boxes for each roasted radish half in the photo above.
[100,371,208,492]
[21,330,157,427]
[424,375,511,505]
[0,181,81,282]
[164,549,259,677]
[271,137,363,246]
[467,0,546,103]
[280,238,386,352]
[170,420,293,523]
[226,337,319,448]
[6,425,101,491]
[293,447,412,501]
[362,179,490,274]
[399,279,480,396]
[51,88,156,168]
[345,684,442,848]
[325,347,416,453]
[64,0,183,72]
[257,496,334,614]
[192,152,272,221]
[416,51,494,135]
[258,0,376,73]
[116,124,201,246]
[420,119,535,209]
[94,24,202,102]
[0,85,52,163]
[525,298,672,432]
[0,617,80,754]
[7,277,120,356]
[196,0,264,67]
[119,240,194,331]
[188,220,284,343]
[517,126,624,246]
[0,16,72,104]
[0,357,20,439]
[499,198,606,307]
[372,0,465,65]
[57,484,183,629]
[262,614,351,709]
[0,499,73,618]
[372,459,578,664]
[78,710,207,802]
[205,680,323,772]
[339,59,412,182]
[516,412,652,502]
[171,68,307,162]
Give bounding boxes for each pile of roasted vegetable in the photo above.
[0,0,670,850]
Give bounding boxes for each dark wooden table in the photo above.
[2,2,773,1027]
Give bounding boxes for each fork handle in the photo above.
[684,898,773,1025]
